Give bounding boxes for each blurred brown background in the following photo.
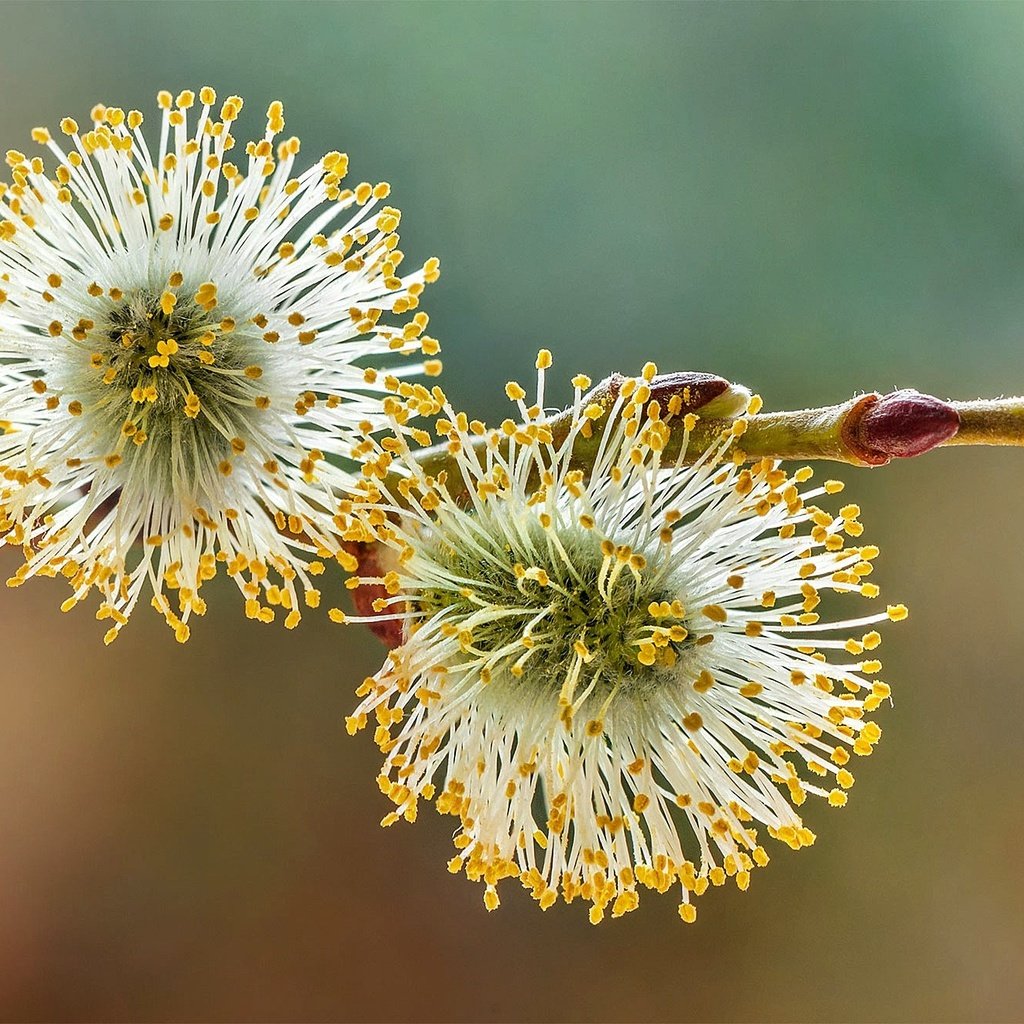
[1,2,1023,1020]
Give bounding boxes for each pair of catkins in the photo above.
[1,88,970,925]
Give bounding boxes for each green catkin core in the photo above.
[67,287,270,495]
[415,516,697,695]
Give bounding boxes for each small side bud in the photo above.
[608,371,749,417]
[654,372,750,418]
[850,389,960,463]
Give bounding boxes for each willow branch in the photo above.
[408,373,1024,505]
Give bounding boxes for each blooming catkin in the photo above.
[342,358,905,923]
[0,89,440,642]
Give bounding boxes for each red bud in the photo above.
[851,389,960,462]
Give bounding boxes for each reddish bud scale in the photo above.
[346,541,405,647]
[846,389,960,464]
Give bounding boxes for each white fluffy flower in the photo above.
[344,357,905,923]
[0,88,440,642]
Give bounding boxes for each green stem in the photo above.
[945,399,1024,447]
[407,376,1024,506]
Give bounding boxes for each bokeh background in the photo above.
[0,2,1022,1021]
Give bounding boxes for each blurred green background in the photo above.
[1,1,1023,1020]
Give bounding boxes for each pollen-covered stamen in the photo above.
[0,88,441,642]
[342,356,904,924]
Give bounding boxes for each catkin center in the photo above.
[66,287,271,496]
[417,519,696,695]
